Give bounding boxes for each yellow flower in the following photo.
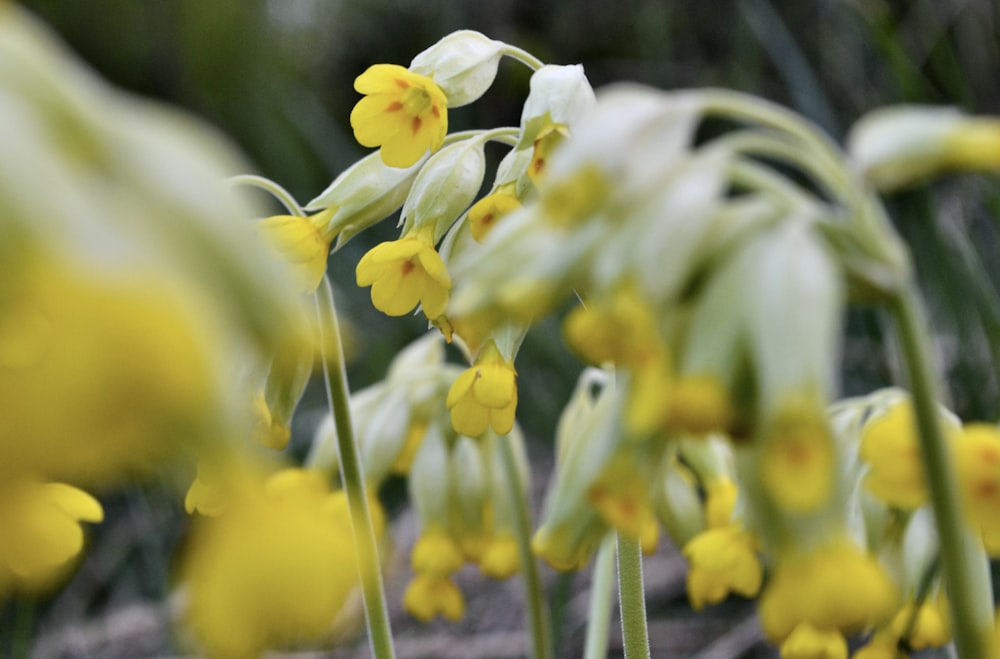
[851,633,900,659]
[257,208,336,294]
[403,573,465,622]
[859,399,928,510]
[0,257,220,485]
[682,525,763,610]
[587,453,656,541]
[758,541,897,644]
[446,341,517,437]
[355,227,451,318]
[780,623,848,659]
[887,598,951,650]
[412,528,464,577]
[759,400,835,513]
[0,480,103,594]
[468,190,521,242]
[529,122,569,182]
[666,375,733,436]
[563,288,674,436]
[478,534,520,579]
[704,478,739,529]
[180,468,359,658]
[351,64,448,168]
[954,424,1000,554]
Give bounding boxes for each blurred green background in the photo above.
[7,0,1000,656]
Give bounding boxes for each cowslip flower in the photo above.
[758,541,897,645]
[180,468,360,658]
[780,622,847,659]
[0,480,103,594]
[446,340,518,437]
[468,188,521,242]
[351,64,448,168]
[859,399,930,510]
[954,423,1000,554]
[257,208,336,294]
[404,529,466,622]
[355,226,451,318]
[759,399,835,513]
[682,524,762,610]
[529,122,569,182]
[478,533,520,579]
[887,597,951,650]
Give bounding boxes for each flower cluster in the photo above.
[12,9,1000,659]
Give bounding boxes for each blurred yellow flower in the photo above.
[0,256,221,485]
[780,622,847,659]
[257,208,336,294]
[758,541,897,644]
[954,423,1000,555]
[468,190,521,242]
[0,480,102,594]
[403,573,465,622]
[478,533,520,579]
[759,400,835,513]
[356,226,451,318]
[682,525,762,610]
[351,64,448,168]
[888,597,951,650]
[860,399,928,510]
[412,528,464,577]
[446,341,518,437]
[180,468,359,658]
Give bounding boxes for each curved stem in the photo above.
[499,436,553,659]
[616,533,650,659]
[314,277,396,659]
[583,533,617,659]
[888,286,992,659]
[227,174,305,216]
[697,89,851,199]
[501,45,545,71]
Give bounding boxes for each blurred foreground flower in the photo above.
[180,468,364,658]
[0,480,102,595]
[0,5,310,486]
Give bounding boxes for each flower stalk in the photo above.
[616,533,651,659]
[888,285,992,659]
[314,276,397,659]
[583,534,617,659]
[500,435,554,659]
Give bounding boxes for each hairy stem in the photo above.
[499,436,554,659]
[616,533,650,659]
[315,277,396,659]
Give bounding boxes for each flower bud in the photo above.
[409,30,506,108]
[517,64,595,149]
[305,152,425,250]
[401,137,487,242]
[848,105,1000,191]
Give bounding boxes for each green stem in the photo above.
[501,45,545,71]
[314,277,396,659]
[499,436,553,659]
[227,174,305,216]
[616,533,650,659]
[888,287,992,659]
[583,534,617,659]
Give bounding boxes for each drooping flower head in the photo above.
[355,226,451,319]
[257,208,336,294]
[351,64,449,169]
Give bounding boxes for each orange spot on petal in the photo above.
[411,117,422,135]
